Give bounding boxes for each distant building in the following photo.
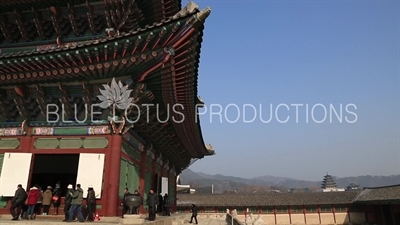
[321,174,345,192]
[346,183,360,191]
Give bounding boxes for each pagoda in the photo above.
[321,174,344,192]
[0,0,214,216]
[321,174,337,189]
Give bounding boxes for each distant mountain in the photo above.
[179,169,400,193]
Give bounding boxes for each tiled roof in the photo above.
[176,192,359,207]
[354,184,400,202]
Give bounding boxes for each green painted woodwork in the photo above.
[119,159,128,198]
[122,142,141,161]
[144,171,152,208]
[156,165,161,174]
[34,138,108,149]
[83,138,109,148]
[34,138,59,149]
[119,158,140,197]
[59,138,83,148]
[126,163,140,193]
[0,138,20,149]
[53,127,88,135]
[146,159,152,168]
[96,205,102,209]
[169,182,175,207]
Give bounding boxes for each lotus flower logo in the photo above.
[97,78,134,110]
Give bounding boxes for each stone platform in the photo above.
[0,213,229,225]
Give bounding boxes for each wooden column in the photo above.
[151,153,156,191]
[139,149,147,214]
[303,205,307,224]
[288,205,292,224]
[390,204,396,225]
[20,127,32,152]
[332,205,336,224]
[317,205,321,224]
[105,134,122,216]
[379,204,386,225]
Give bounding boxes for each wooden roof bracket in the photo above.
[0,16,12,42]
[14,9,29,41]
[32,7,46,39]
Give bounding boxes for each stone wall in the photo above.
[198,211,366,225]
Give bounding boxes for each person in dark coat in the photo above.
[157,193,163,213]
[62,184,74,222]
[86,186,96,221]
[146,189,158,221]
[189,204,198,224]
[132,190,142,214]
[51,182,61,215]
[10,184,27,220]
[163,193,170,216]
[121,188,130,218]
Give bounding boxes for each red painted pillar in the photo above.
[105,134,122,216]
[20,127,32,152]
[139,150,147,214]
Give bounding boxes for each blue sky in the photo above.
[188,0,399,181]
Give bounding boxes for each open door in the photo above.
[161,177,168,195]
[0,153,32,196]
[76,153,105,199]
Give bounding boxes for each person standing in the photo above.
[86,186,96,221]
[52,182,61,215]
[62,184,74,222]
[189,204,198,224]
[121,188,130,218]
[10,184,27,220]
[146,189,158,221]
[163,193,170,216]
[34,185,43,216]
[25,186,40,220]
[67,184,85,222]
[42,186,52,215]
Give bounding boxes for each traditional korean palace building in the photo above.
[177,184,400,225]
[0,0,214,216]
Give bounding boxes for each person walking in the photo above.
[10,184,27,220]
[62,184,74,222]
[67,184,85,222]
[25,186,40,220]
[189,204,198,224]
[86,186,96,221]
[163,193,170,216]
[42,186,52,215]
[146,189,158,221]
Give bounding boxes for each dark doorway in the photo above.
[30,154,79,196]
[153,174,161,194]
[382,205,393,225]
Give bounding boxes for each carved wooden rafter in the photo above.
[35,85,47,117]
[0,16,12,42]
[104,0,137,36]
[10,87,29,120]
[0,92,10,120]
[32,7,45,39]
[14,9,29,41]
[67,3,80,36]
[58,84,73,119]
[49,6,62,36]
[82,83,93,115]
[86,0,97,34]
